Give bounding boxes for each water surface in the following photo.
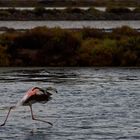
[0,67,140,140]
[0,7,136,11]
[0,20,140,29]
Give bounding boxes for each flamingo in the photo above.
[0,86,57,126]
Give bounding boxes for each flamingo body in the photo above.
[19,87,52,106]
[1,86,57,126]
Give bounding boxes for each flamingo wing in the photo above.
[21,87,52,105]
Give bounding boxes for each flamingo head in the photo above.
[45,86,58,94]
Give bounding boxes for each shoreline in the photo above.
[0,26,140,32]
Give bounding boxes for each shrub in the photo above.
[117,37,140,66]
[0,45,10,66]
[0,26,139,66]
[0,10,10,17]
[12,27,52,50]
[121,50,137,66]
[81,27,104,39]
[64,7,83,14]
[87,7,102,16]
[35,28,80,66]
[78,38,117,66]
[78,39,99,66]
[7,8,18,14]
[34,6,46,16]
[106,7,132,13]
[111,26,139,39]
[91,39,117,66]
[133,7,140,13]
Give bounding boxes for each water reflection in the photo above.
[23,128,52,140]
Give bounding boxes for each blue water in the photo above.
[0,67,140,140]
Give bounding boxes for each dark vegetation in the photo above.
[0,26,140,67]
[0,6,140,20]
[32,0,140,7]
[0,0,140,7]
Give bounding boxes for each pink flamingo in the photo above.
[0,86,57,126]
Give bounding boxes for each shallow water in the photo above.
[0,7,136,11]
[0,67,140,140]
[0,20,140,29]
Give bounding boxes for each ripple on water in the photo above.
[0,67,140,140]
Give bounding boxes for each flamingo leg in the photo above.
[0,106,14,126]
[29,105,53,126]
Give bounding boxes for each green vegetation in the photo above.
[0,26,140,67]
